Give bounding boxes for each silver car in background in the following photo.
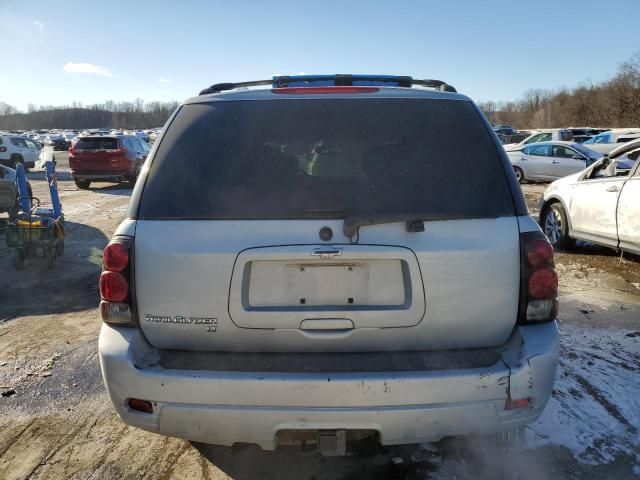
[508,141,602,183]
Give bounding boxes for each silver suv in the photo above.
[98,75,559,454]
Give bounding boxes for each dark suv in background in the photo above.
[45,134,69,151]
[69,135,149,189]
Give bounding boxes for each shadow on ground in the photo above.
[85,183,133,196]
[192,438,639,480]
[192,442,435,480]
[0,219,107,320]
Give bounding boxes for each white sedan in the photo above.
[540,139,640,254]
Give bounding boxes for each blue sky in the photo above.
[1,0,639,110]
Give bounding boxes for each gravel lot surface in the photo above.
[1,154,638,479]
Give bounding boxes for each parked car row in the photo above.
[0,125,161,189]
[492,124,639,257]
[80,129,156,143]
[2,127,162,153]
[497,125,639,184]
[495,125,639,151]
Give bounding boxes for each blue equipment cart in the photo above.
[6,161,65,269]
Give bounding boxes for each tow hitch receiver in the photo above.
[317,430,347,456]
[276,429,378,456]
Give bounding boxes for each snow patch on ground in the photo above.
[528,324,640,467]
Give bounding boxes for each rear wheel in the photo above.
[513,166,526,184]
[74,178,91,190]
[543,202,575,249]
[127,164,142,188]
[9,154,22,170]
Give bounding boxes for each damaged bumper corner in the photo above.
[500,321,560,423]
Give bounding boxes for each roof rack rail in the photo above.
[199,80,273,95]
[198,75,456,95]
[412,79,457,93]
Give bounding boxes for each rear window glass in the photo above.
[138,99,514,220]
[75,137,119,150]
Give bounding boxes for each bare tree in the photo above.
[478,51,640,129]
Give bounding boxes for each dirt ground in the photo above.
[0,155,638,480]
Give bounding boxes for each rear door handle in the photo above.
[300,318,354,331]
[605,185,620,192]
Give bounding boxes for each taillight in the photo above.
[69,146,75,155]
[528,269,558,299]
[100,237,137,326]
[103,242,128,271]
[100,271,128,302]
[518,231,558,324]
[526,238,554,268]
[0,147,6,152]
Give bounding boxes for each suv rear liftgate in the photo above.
[130,88,521,352]
[98,75,558,451]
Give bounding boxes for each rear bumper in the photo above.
[98,322,559,449]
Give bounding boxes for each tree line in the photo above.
[479,52,640,129]
[0,99,179,130]
[1,52,639,130]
